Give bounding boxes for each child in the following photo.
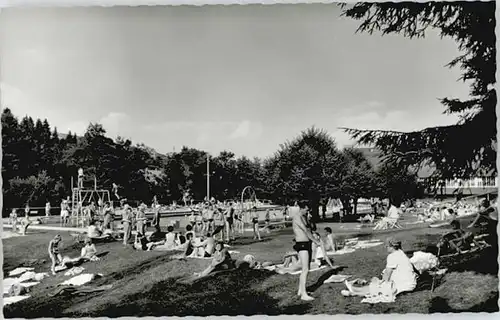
[48,235,63,275]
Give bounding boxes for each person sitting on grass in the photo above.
[341,237,417,298]
[133,232,149,251]
[148,224,164,242]
[180,232,196,258]
[9,209,18,234]
[324,227,336,252]
[48,234,63,275]
[311,232,335,268]
[88,220,103,238]
[146,225,177,251]
[185,224,195,240]
[191,232,216,257]
[193,242,234,279]
[80,238,99,261]
[87,220,112,242]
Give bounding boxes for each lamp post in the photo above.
[206,154,210,201]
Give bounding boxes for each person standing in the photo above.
[9,209,18,233]
[264,209,271,234]
[60,199,68,227]
[45,201,51,217]
[21,205,32,236]
[251,207,261,241]
[292,201,321,301]
[102,202,114,230]
[122,206,133,246]
[135,207,147,236]
[225,203,235,242]
[78,168,84,189]
[48,235,63,275]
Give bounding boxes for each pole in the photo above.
[207,154,210,201]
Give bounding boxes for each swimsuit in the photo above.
[293,241,312,263]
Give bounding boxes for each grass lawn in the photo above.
[2,218,498,317]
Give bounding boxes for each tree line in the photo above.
[1,108,420,220]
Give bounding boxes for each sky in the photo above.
[0,4,470,158]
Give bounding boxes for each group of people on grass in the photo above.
[48,234,100,275]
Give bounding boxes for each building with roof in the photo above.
[352,146,497,196]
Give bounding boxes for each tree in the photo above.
[340,2,496,180]
[9,171,54,207]
[375,162,422,205]
[266,127,344,221]
[338,148,377,214]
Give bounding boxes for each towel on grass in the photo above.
[324,274,352,283]
[9,267,34,277]
[60,273,102,287]
[286,265,326,275]
[355,242,384,249]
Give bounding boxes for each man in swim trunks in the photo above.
[292,201,321,301]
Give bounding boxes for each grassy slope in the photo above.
[2,219,498,317]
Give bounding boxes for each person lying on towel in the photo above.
[193,242,234,278]
[342,237,417,298]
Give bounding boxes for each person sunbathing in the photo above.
[324,227,336,252]
[147,226,179,251]
[437,220,474,254]
[311,232,335,268]
[87,220,103,238]
[80,238,99,261]
[193,242,234,278]
[180,232,196,258]
[191,233,216,257]
[133,233,149,251]
[342,237,417,298]
[48,235,63,275]
[148,225,164,242]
